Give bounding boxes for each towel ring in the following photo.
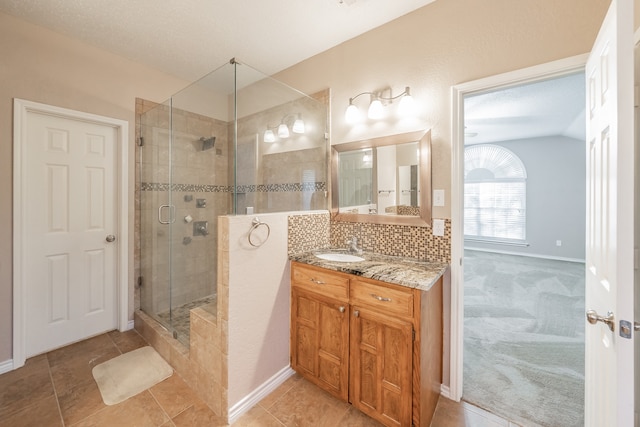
[248,217,270,247]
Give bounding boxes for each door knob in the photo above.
[586,309,615,332]
[106,235,116,243]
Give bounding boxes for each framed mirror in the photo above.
[330,129,432,226]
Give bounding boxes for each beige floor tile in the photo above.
[0,395,62,427]
[49,346,120,394]
[267,378,350,427]
[47,334,118,368]
[149,374,198,418]
[108,329,149,354]
[0,355,54,420]
[257,374,302,410]
[0,332,522,427]
[231,406,284,427]
[69,391,169,427]
[56,378,106,425]
[171,401,227,427]
[336,406,384,426]
[430,398,509,427]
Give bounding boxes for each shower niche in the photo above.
[137,59,328,347]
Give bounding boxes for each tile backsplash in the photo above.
[287,212,331,255]
[288,212,451,264]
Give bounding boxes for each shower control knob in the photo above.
[106,235,116,243]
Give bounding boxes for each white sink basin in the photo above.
[315,253,365,262]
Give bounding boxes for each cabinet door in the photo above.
[350,306,413,427]
[291,288,349,401]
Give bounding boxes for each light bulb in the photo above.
[398,90,416,117]
[367,98,384,120]
[345,102,361,124]
[292,116,305,134]
[277,123,289,138]
[263,129,275,143]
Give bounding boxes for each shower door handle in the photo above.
[158,205,176,224]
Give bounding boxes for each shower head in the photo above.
[199,136,216,151]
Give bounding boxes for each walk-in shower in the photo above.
[137,59,328,346]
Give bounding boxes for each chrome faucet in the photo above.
[346,236,363,255]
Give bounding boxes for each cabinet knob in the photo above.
[310,278,326,285]
[339,306,345,313]
[354,310,359,318]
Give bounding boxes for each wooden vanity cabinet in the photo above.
[350,278,415,427]
[290,261,443,427]
[290,263,350,401]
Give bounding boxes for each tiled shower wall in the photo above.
[288,211,451,264]
[235,91,328,214]
[135,89,328,318]
[136,98,229,315]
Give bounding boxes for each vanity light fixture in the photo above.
[263,113,306,143]
[263,129,276,143]
[345,86,415,124]
[277,123,290,138]
[292,113,305,134]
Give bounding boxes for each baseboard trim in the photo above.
[440,384,452,399]
[127,320,134,330]
[0,359,14,374]
[464,246,585,263]
[228,366,296,424]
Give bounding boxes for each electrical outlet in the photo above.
[433,219,445,236]
[433,189,445,207]
[556,240,562,247]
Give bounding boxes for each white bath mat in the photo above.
[92,346,173,405]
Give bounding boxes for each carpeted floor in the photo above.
[463,249,585,427]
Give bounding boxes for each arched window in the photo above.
[464,144,527,243]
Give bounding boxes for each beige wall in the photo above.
[0,12,189,362]
[274,0,615,220]
[2,0,639,365]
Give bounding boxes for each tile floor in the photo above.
[0,330,520,427]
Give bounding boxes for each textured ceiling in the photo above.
[464,72,586,145]
[2,1,585,143]
[0,0,436,81]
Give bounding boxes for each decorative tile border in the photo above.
[141,182,231,192]
[141,182,326,193]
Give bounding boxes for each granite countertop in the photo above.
[289,249,448,292]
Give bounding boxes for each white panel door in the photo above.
[24,111,118,356]
[584,0,634,425]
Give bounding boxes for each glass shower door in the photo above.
[139,99,174,334]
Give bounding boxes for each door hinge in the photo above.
[137,136,144,147]
[137,276,143,287]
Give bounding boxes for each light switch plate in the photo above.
[433,189,445,207]
[432,219,445,236]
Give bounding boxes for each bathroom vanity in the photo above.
[289,251,447,427]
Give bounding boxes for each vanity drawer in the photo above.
[291,262,349,301]
[350,279,413,318]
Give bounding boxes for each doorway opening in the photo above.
[12,99,130,369]
[450,58,588,426]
